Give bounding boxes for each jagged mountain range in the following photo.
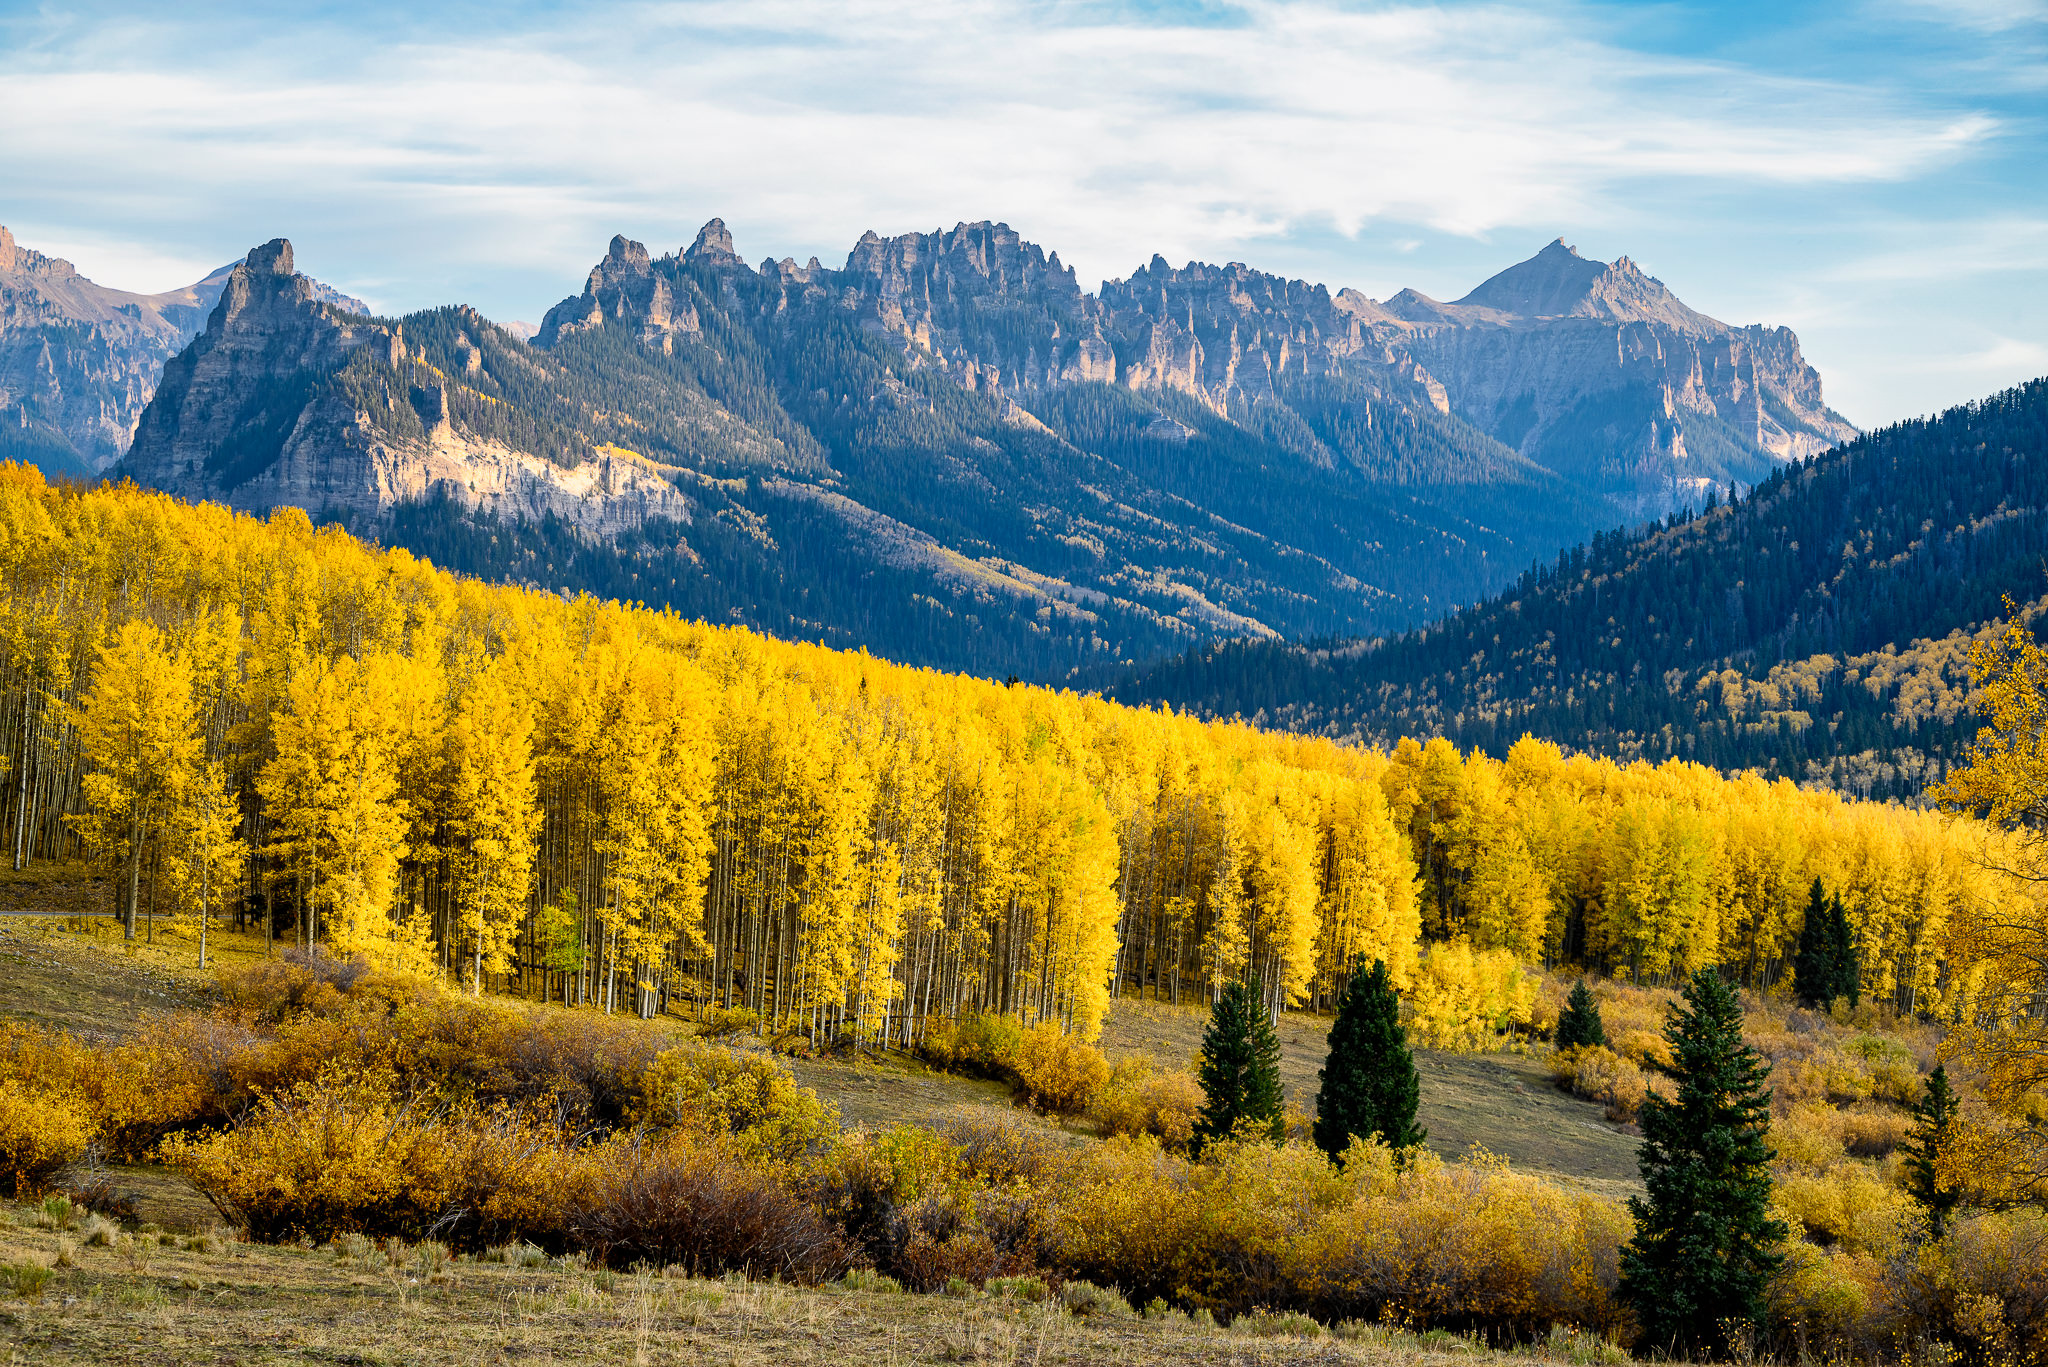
[0,225,364,478]
[103,217,1853,677]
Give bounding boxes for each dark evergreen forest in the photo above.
[1114,380,2048,798]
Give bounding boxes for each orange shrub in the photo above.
[570,1132,845,1280]
[933,1109,1055,1185]
[1551,1044,1669,1123]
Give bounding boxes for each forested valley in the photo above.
[1117,379,2048,801]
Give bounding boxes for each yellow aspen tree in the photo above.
[1317,780,1421,995]
[1201,793,1251,994]
[446,658,540,995]
[1448,755,1552,958]
[1238,767,1322,1009]
[258,653,417,966]
[165,758,247,967]
[70,619,200,939]
[1595,793,1714,982]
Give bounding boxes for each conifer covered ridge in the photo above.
[1119,378,2048,800]
[0,465,2018,1043]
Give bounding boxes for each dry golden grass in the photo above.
[1097,994,1643,1199]
[0,896,1642,1197]
[0,1197,1575,1367]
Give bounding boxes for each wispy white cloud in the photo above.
[0,0,1997,305]
[1925,335,2048,372]
[1880,0,2047,32]
[1823,217,2048,285]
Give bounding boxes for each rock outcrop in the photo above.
[538,221,1852,512]
[0,225,370,476]
[1383,240,1857,511]
[122,240,688,534]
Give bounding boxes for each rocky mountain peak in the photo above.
[605,235,652,272]
[1455,238,1606,317]
[0,226,15,274]
[1453,239,1707,332]
[841,221,1079,300]
[686,218,740,264]
[536,230,700,348]
[247,238,294,276]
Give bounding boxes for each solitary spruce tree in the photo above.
[1555,978,1607,1051]
[1902,1065,1961,1238]
[1827,895,1861,1008]
[1197,979,1286,1146]
[1791,877,1836,1008]
[1312,958,1426,1159]
[1619,968,1787,1359]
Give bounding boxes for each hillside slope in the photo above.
[1116,379,2048,798]
[119,220,1848,680]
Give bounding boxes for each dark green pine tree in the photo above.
[1902,1065,1961,1239]
[1619,969,1787,1359]
[1791,878,1837,1009]
[1826,895,1861,1009]
[1555,978,1608,1051]
[1312,958,1426,1159]
[1197,979,1286,1146]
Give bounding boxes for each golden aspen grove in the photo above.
[0,464,2018,1045]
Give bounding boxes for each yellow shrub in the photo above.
[1290,1145,1629,1336]
[0,1082,93,1197]
[1612,1029,1672,1071]
[627,1044,836,1165]
[163,1071,588,1248]
[1935,1208,2048,1363]
[1768,1243,1871,1352]
[919,1013,1023,1078]
[697,1007,761,1039]
[1011,1024,1108,1117]
[1771,1106,1848,1171]
[1085,1057,1152,1136]
[1086,1057,1200,1148]
[1552,1045,1667,1122]
[1408,942,1534,1050]
[1777,1045,1874,1107]
[1141,1069,1202,1149]
[1772,1163,1912,1257]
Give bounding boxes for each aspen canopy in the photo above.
[0,466,2021,1046]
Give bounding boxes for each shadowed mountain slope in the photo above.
[120,220,1848,680]
[1113,379,2048,799]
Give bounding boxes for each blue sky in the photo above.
[2,0,2042,428]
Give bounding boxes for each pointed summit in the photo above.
[686,218,740,264]
[0,226,16,274]
[1455,239,1604,317]
[1454,239,1711,332]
